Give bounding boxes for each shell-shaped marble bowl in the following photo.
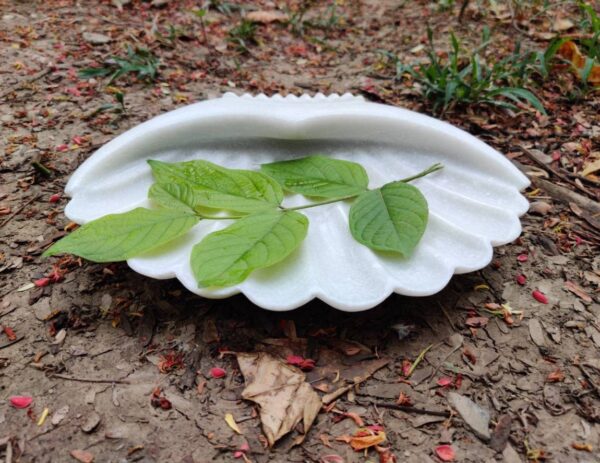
[65,93,529,311]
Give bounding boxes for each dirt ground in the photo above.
[1,1,600,462]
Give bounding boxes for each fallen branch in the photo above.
[356,399,451,417]
[0,336,24,350]
[0,67,52,101]
[519,146,597,200]
[49,373,130,384]
[322,358,390,405]
[0,194,41,229]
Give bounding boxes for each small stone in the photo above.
[448,392,491,441]
[82,32,111,45]
[81,411,101,433]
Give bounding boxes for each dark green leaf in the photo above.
[261,155,369,198]
[191,210,308,287]
[148,159,283,214]
[349,182,428,256]
[43,208,199,262]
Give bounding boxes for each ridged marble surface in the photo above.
[64,93,529,311]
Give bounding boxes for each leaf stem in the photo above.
[398,163,444,183]
[196,213,245,220]
[282,163,444,212]
[283,194,359,211]
[192,164,444,218]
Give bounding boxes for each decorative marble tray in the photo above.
[64,93,529,311]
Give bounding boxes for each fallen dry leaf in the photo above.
[237,352,321,446]
[70,449,94,463]
[225,413,242,434]
[581,159,600,177]
[553,18,574,32]
[558,41,600,86]
[349,429,386,450]
[246,10,288,23]
[564,281,592,303]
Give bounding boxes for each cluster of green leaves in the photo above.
[380,27,548,114]
[228,20,258,52]
[577,1,600,61]
[79,46,160,84]
[44,156,442,288]
[286,0,342,35]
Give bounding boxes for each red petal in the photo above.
[10,395,33,408]
[435,444,455,461]
[437,377,453,387]
[367,424,384,432]
[239,442,250,452]
[49,193,62,203]
[34,277,51,287]
[516,274,527,285]
[299,358,315,371]
[517,254,528,262]
[233,451,244,459]
[320,456,344,463]
[286,355,304,366]
[532,290,548,304]
[210,367,226,378]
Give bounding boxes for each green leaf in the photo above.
[148,183,197,214]
[349,182,428,256]
[191,210,308,287]
[148,160,283,214]
[260,155,369,198]
[43,208,199,262]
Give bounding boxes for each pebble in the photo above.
[81,411,101,433]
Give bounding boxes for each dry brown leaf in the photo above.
[350,430,386,450]
[581,159,600,177]
[237,352,321,446]
[558,41,600,86]
[70,450,94,463]
[564,281,593,303]
[246,10,287,23]
[553,18,574,31]
[224,413,242,434]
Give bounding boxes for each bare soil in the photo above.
[1,1,599,462]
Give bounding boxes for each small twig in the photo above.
[49,373,130,384]
[0,306,18,320]
[0,336,25,350]
[0,194,41,229]
[91,348,114,358]
[577,364,600,398]
[356,399,451,417]
[0,67,52,100]
[519,146,597,200]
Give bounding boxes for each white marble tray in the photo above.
[64,93,529,311]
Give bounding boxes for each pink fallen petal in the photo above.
[532,290,548,304]
[286,355,304,366]
[437,377,453,387]
[435,444,455,461]
[516,274,527,285]
[210,367,226,379]
[10,395,33,409]
[320,456,344,463]
[517,254,528,262]
[367,424,384,432]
